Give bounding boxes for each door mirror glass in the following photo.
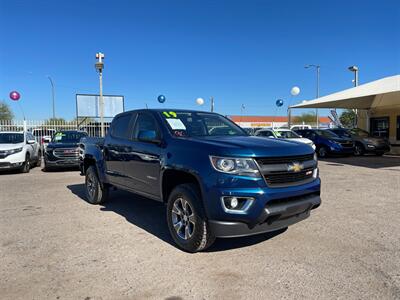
[138,130,159,143]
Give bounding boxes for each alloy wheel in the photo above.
[171,197,196,240]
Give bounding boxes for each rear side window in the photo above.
[111,114,132,139]
[258,131,274,137]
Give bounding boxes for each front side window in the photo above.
[133,113,159,139]
[160,111,247,137]
[257,130,274,137]
[276,130,300,138]
[0,133,24,144]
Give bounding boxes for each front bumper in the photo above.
[209,192,320,238]
[0,151,26,170]
[365,144,390,153]
[45,158,80,167]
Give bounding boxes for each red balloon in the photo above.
[9,91,20,101]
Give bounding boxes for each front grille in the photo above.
[256,153,314,165]
[53,148,79,158]
[264,167,314,186]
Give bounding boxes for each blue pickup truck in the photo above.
[81,109,321,252]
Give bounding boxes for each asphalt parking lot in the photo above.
[1,156,400,300]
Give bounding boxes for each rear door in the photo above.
[124,112,162,198]
[104,113,135,187]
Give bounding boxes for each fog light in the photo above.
[230,197,239,209]
[221,196,254,213]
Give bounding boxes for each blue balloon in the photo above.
[276,99,284,107]
[157,95,166,103]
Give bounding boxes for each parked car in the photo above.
[255,128,316,150]
[44,130,88,171]
[329,128,390,156]
[294,129,354,158]
[81,109,321,252]
[290,124,312,130]
[31,128,56,150]
[0,131,41,173]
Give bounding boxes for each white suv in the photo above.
[0,131,41,173]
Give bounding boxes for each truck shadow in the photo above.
[67,183,286,252]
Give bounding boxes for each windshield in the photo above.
[160,111,247,137]
[276,130,300,138]
[0,133,24,144]
[349,128,369,137]
[315,130,339,138]
[52,132,87,143]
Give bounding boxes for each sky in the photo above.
[1,0,399,120]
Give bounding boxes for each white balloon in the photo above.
[291,86,300,96]
[196,98,204,105]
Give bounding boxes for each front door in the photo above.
[124,112,162,198]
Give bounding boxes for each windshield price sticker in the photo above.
[166,118,186,130]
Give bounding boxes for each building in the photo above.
[228,115,331,129]
[290,75,400,154]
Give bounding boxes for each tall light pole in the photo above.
[348,65,359,87]
[305,64,320,128]
[95,52,105,137]
[210,96,214,112]
[348,65,359,127]
[47,76,56,119]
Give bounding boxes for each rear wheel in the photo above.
[166,183,215,252]
[317,146,328,158]
[85,165,109,204]
[354,143,365,156]
[20,154,31,173]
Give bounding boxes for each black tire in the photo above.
[34,151,42,168]
[43,160,52,172]
[85,165,109,204]
[317,146,328,158]
[166,183,215,253]
[354,143,365,156]
[20,153,31,173]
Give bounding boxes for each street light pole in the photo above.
[210,96,214,112]
[95,52,105,137]
[305,64,320,128]
[348,66,359,127]
[47,76,55,119]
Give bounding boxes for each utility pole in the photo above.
[47,76,56,119]
[210,96,214,112]
[305,64,320,128]
[95,52,105,137]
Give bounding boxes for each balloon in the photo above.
[196,98,204,105]
[9,91,21,101]
[157,95,166,103]
[276,99,284,107]
[290,86,300,96]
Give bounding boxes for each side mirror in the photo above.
[27,139,36,144]
[138,130,160,144]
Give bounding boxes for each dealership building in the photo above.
[228,115,331,129]
[290,75,400,154]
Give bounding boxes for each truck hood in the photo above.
[47,142,79,149]
[188,136,314,157]
[0,143,24,151]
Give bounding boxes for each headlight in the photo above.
[5,147,23,155]
[313,152,318,161]
[210,156,260,177]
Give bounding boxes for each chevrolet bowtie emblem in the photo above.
[288,162,304,172]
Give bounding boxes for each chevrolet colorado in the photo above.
[82,109,321,252]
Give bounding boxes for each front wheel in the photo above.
[85,165,109,204]
[20,154,31,173]
[167,184,215,253]
[317,146,328,158]
[354,143,365,156]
